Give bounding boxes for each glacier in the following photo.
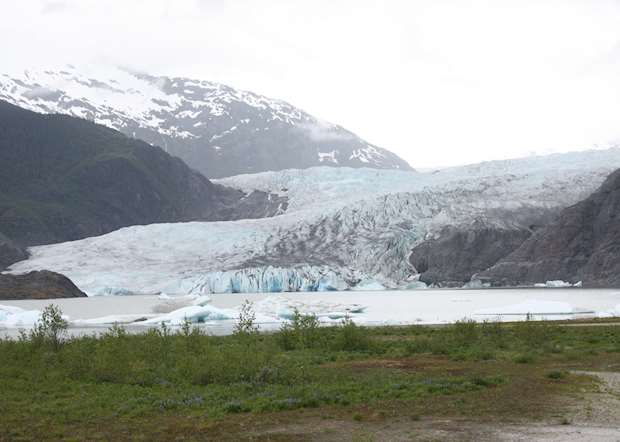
[8,147,620,296]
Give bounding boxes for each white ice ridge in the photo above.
[8,147,620,296]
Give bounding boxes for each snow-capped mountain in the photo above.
[0,65,412,178]
[9,148,620,295]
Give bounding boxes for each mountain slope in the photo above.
[0,232,27,271]
[0,271,86,300]
[478,168,620,287]
[11,149,620,295]
[408,221,544,287]
[0,66,412,178]
[0,100,284,247]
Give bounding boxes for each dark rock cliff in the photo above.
[0,232,27,271]
[478,169,620,287]
[0,270,86,300]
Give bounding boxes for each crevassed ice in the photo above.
[9,148,620,296]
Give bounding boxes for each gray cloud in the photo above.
[298,121,355,143]
[4,0,620,168]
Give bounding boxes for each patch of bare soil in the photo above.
[240,371,620,442]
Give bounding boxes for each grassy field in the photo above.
[1,305,620,441]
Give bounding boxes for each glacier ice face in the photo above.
[351,279,386,291]
[190,266,356,294]
[9,148,620,296]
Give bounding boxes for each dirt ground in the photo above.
[231,371,620,442]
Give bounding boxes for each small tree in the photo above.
[234,300,259,337]
[30,304,68,350]
[104,322,127,339]
[278,309,320,350]
[332,315,371,352]
[180,317,193,337]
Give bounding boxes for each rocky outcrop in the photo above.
[409,223,534,287]
[0,270,86,300]
[478,169,620,287]
[0,233,27,271]
[0,100,285,246]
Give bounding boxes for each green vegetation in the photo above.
[1,307,620,441]
[0,101,243,247]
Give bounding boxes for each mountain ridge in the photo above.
[477,167,620,287]
[0,66,412,178]
[0,100,285,248]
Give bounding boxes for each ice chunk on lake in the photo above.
[0,305,41,328]
[142,305,235,325]
[597,303,620,318]
[253,295,366,322]
[535,280,572,288]
[72,314,158,326]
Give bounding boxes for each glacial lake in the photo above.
[2,288,620,338]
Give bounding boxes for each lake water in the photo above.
[2,288,620,338]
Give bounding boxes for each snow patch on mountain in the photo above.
[0,65,411,177]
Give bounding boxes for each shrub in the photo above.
[514,353,535,364]
[104,322,127,339]
[514,321,556,348]
[546,370,567,380]
[451,319,479,347]
[30,304,68,351]
[223,400,248,413]
[404,336,434,354]
[332,316,372,352]
[234,300,259,337]
[277,309,321,350]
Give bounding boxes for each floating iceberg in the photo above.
[0,305,42,328]
[535,280,573,288]
[142,305,235,325]
[72,314,157,326]
[253,295,366,323]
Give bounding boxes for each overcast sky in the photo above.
[4,0,620,168]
